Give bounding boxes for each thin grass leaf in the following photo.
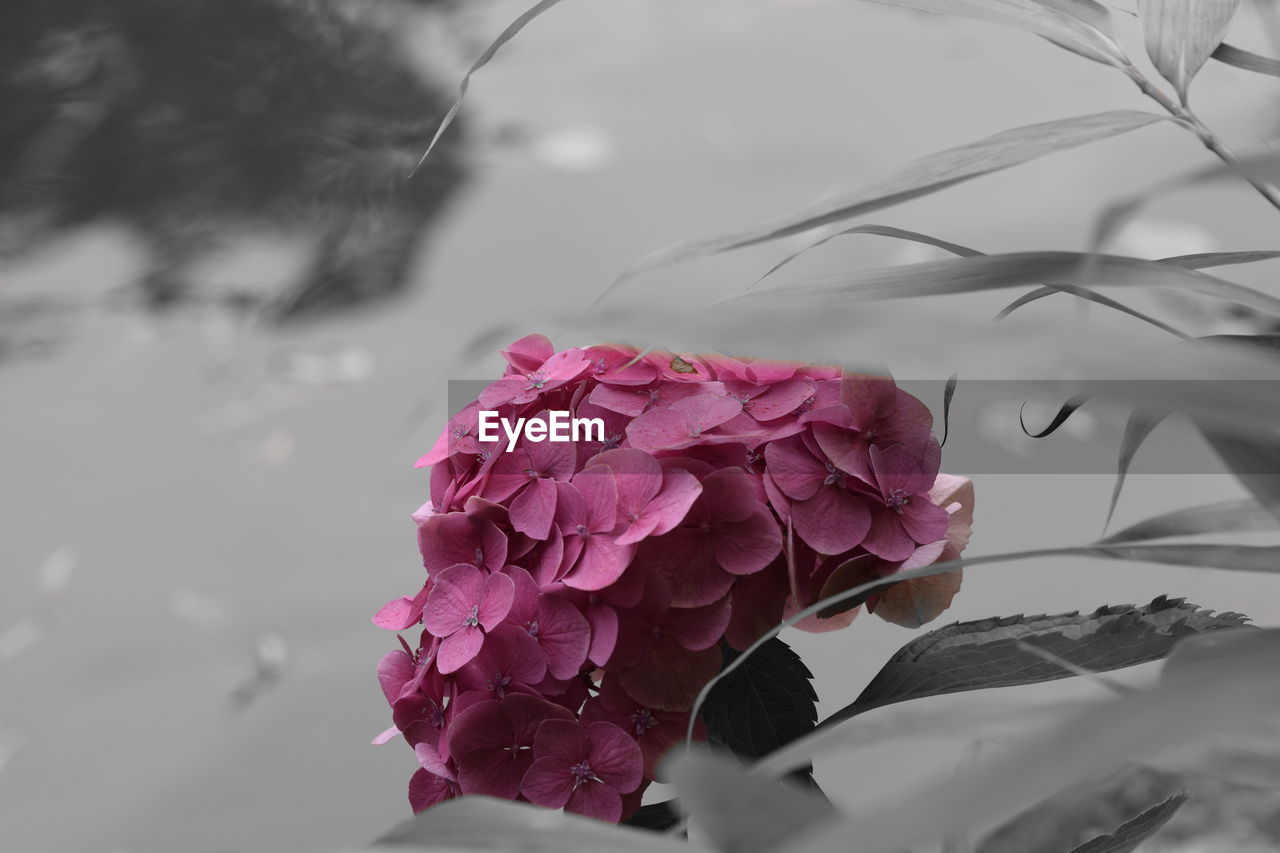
[730,252,1280,319]
[1139,0,1245,102]
[1213,42,1280,77]
[1200,426,1280,521]
[1098,499,1280,543]
[1065,794,1186,853]
[409,0,567,176]
[374,795,697,852]
[750,225,983,292]
[864,0,1128,65]
[1021,395,1092,438]
[997,250,1280,322]
[601,111,1165,300]
[941,373,959,446]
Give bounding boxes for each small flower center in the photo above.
[602,433,623,451]
[527,620,539,638]
[886,489,911,511]
[823,462,843,487]
[462,605,480,628]
[490,670,512,698]
[526,371,547,390]
[475,547,485,564]
[576,524,590,537]
[632,708,658,737]
[569,760,600,788]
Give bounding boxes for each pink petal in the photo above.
[408,768,457,813]
[535,594,592,679]
[587,603,618,666]
[501,334,555,374]
[562,536,636,592]
[477,572,516,630]
[505,693,576,744]
[502,566,539,626]
[457,624,548,690]
[520,757,576,809]
[637,529,733,608]
[745,379,815,421]
[377,649,417,704]
[710,509,784,575]
[861,508,918,562]
[619,639,722,712]
[372,726,401,746]
[436,627,484,674]
[633,468,703,541]
[791,487,872,555]
[589,448,661,515]
[372,583,429,631]
[672,393,743,433]
[414,741,455,779]
[763,436,826,500]
[699,469,764,523]
[566,782,623,822]
[457,745,530,799]
[423,564,484,637]
[419,514,508,575]
[572,466,620,534]
[900,499,951,545]
[447,699,509,758]
[585,722,644,792]
[589,383,650,417]
[663,596,732,651]
[533,719,591,765]
[524,437,576,480]
[626,407,696,453]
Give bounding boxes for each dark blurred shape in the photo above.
[0,0,467,321]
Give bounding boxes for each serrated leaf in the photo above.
[1213,42,1280,78]
[410,0,567,174]
[374,795,695,852]
[703,638,818,760]
[1066,794,1186,853]
[603,111,1164,296]
[823,596,1249,727]
[1139,0,1244,102]
[730,251,1280,320]
[1097,499,1280,543]
[667,751,835,853]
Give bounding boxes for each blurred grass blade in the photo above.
[751,224,983,292]
[1200,426,1280,521]
[1098,498,1280,543]
[1064,794,1186,853]
[667,752,835,853]
[410,0,567,175]
[976,767,1184,853]
[1138,0,1243,102]
[820,597,1247,728]
[1021,395,1092,437]
[374,795,695,851]
[997,251,1280,321]
[1105,410,1168,535]
[605,111,1164,297]
[730,252,1280,319]
[941,373,959,446]
[1213,42,1280,77]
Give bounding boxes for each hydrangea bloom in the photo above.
[374,335,974,821]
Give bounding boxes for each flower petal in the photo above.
[585,721,644,792]
[477,572,516,630]
[436,627,484,674]
[565,782,623,823]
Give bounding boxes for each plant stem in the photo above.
[1124,62,1280,215]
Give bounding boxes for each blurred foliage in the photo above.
[0,0,468,320]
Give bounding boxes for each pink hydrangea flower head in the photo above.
[520,719,644,823]
[423,565,515,674]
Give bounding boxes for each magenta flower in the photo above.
[585,448,702,546]
[859,442,949,561]
[581,677,705,780]
[455,623,549,699]
[408,741,461,814]
[520,719,644,822]
[447,693,575,799]
[551,468,636,591]
[423,565,515,674]
[634,468,782,607]
[483,424,577,540]
[558,567,645,667]
[500,333,557,375]
[418,512,509,576]
[503,568,591,680]
[626,391,743,452]
[763,432,872,555]
[480,347,591,408]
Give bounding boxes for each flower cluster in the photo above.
[374,335,974,821]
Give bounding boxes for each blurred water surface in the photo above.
[3,1,1280,850]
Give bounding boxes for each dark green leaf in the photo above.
[1066,794,1186,853]
[1213,42,1280,77]
[604,111,1164,297]
[704,638,818,760]
[823,596,1249,727]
